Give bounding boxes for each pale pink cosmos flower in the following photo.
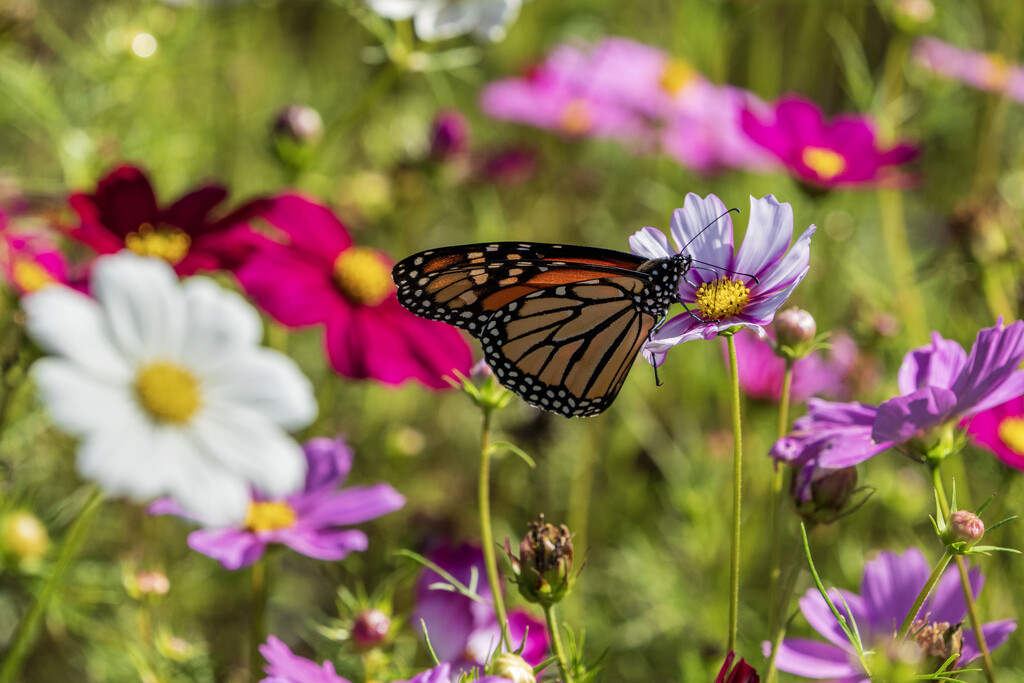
[914,36,1024,102]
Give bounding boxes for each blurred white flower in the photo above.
[365,0,520,42]
[23,252,317,526]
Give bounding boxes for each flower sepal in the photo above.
[448,365,517,416]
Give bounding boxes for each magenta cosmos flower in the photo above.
[768,549,1015,681]
[69,165,266,276]
[716,651,759,683]
[151,436,405,569]
[414,544,548,676]
[0,211,73,294]
[729,329,852,404]
[965,396,1024,471]
[914,37,1024,102]
[234,194,472,388]
[629,192,814,366]
[773,320,1024,469]
[740,95,919,188]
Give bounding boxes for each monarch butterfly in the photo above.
[391,242,693,417]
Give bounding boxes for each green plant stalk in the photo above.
[931,468,997,683]
[764,562,801,683]
[726,335,744,653]
[0,487,104,683]
[895,549,953,640]
[479,409,511,649]
[765,360,794,683]
[543,603,573,683]
[250,557,268,681]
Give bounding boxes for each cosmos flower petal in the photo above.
[188,529,267,570]
[670,192,733,268]
[629,226,674,260]
[301,437,354,492]
[748,224,816,295]
[299,484,406,527]
[872,386,958,444]
[963,619,1018,664]
[279,528,368,561]
[950,319,1024,415]
[732,194,794,277]
[926,564,982,624]
[31,359,137,434]
[204,348,317,431]
[896,332,968,394]
[363,0,422,20]
[470,0,520,41]
[769,638,857,678]
[797,587,863,651]
[260,635,352,683]
[181,277,263,370]
[859,549,930,633]
[256,193,352,258]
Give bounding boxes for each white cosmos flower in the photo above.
[23,252,317,526]
[365,0,521,42]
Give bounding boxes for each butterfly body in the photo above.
[392,242,691,417]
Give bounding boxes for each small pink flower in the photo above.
[741,95,920,188]
[69,165,267,276]
[235,194,473,388]
[965,395,1024,471]
[0,211,73,294]
[259,635,350,683]
[728,329,848,403]
[914,36,1024,102]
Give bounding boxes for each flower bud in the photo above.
[715,651,760,683]
[0,510,49,561]
[429,110,469,161]
[270,104,324,171]
[488,652,536,683]
[505,515,575,607]
[943,510,984,546]
[351,608,391,649]
[773,307,816,358]
[791,465,860,525]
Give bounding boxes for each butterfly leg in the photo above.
[647,326,663,387]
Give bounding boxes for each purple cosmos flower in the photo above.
[771,399,892,469]
[151,437,405,569]
[965,396,1024,471]
[729,329,849,403]
[768,549,1016,681]
[914,37,1024,102]
[740,95,919,188]
[397,663,512,683]
[414,544,548,677]
[629,193,815,366]
[259,635,350,683]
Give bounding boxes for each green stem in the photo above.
[765,561,800,682]
[930,468,997,682]
[895,550,953,641]
[765,360,794,683]
[479,410,511,649]
[543,604,572,683]
[0,487,104,683]
[250,557,268,681]
[726,335,744,653]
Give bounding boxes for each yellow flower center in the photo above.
[659,57,698,95]
[12,259,55,293]
[333,247,392,306]
[135,361,202,424]
[982,53,1011,91]
[124,224,192,266]
[245,501,297,532]
[801,146,847,181]
[695,277,750,321]
[997,417,1024,455]
[559,99,593,136]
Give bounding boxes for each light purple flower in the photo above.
[413,544,548,677]
[396,663,512,683]
[151,437,405,570]
[914,36,1024,102]
[629,193,815,366]
[259,635,350,683]
[771,399,893,470]
[767,549,1016,681]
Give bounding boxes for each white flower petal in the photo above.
[32,359,139,435]
[22,287,131,380]
[92,253,187,362]
[203,348,317,430]
[181,277,263,373]
[629,226,675,260]
[414,0,476,41]
[471,0,520,41]
[365,0,424,19]
[670,193,733,268]
[732,195,794,278]
[189,406,307,499]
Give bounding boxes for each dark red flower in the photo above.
[715,651,759,683]
[69,165,267,276]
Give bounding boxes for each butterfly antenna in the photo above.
[691,260,761,285]
[678,208,741,254]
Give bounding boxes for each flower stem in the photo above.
[0,487,104,683]
[726,335,744,653]
[543,603,572,683]
[250,557,268,681]
[764,560,800,683]
[895,549,953,641]
[765,360,794,683]
[930,468,998,682]
[479,409,511,649]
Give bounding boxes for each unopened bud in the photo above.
[792,466,860,525]
[488,652,536,683]
[944,510,984,546]
[271,104,324,171]
[0,510,49,560]
[506,514,575,607]
[774,307,816,357]
[429,110,469,161]
[136,571,170,596]
[352,608,391,649]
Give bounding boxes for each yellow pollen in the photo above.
[659,57,698,95]
[244,501,297,533]
[135,361,202,424]
[695,277,750,321]
[124,223,192,265]
[559,99,593,136]
[981,54,1011,91]
[997,417,1024,455]
[801,147,847,181]
[333,247,392,307]
[12,260,55,293]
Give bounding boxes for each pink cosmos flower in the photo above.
[914,36,1024,102]
[69,165,267,276]
[260,635,350,683]
[151,436,405,569]
[414,543,548,677]
[234,194,472,388]
[740,95,919,188]
[729,329,854,403]
[965,396,1024,471]
[629,193,815,366]
[0,211,73,294]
